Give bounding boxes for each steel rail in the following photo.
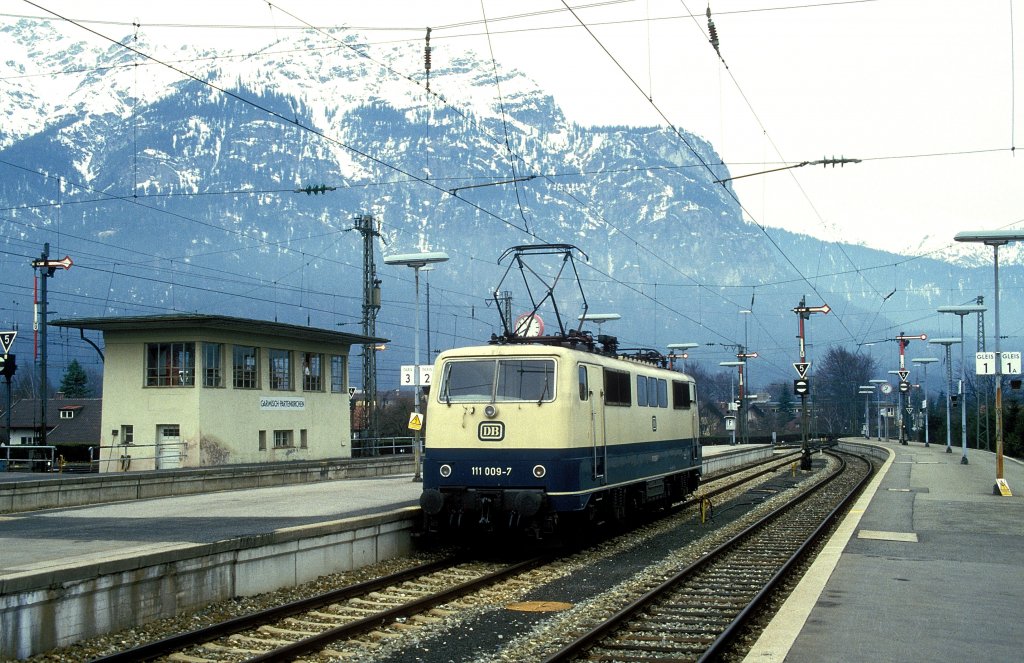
[699,451,873,661]
[541,450,870,663]
[87,556,461,663]
[245,556,548,662]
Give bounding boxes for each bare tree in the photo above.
[812,348,878,436]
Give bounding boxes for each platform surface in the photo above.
[0,473,423,578]
[745,439,1024,663]
[0,444,765,581]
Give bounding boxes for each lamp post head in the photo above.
[668,342,699,350]
[579,313,621,322]
[383,251,450,268]
[719,361,744,367]
[937,305,987,316]
[954,230,1024,247]
[912,357,940,364]
[928,337,962,346]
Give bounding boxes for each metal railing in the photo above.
[0,444,57,472]
[92,442,188,472]
[351,436,416,458]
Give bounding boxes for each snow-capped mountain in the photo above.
[1,16,1020,382]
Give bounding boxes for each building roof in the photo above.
[50,313,388,346]
[4,398,102,446]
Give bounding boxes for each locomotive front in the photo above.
[419,345,586,538]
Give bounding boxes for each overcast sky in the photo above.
[9,0,1024,258]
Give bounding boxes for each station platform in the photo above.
[0,444,765,584]
[745,438,1024,662]
[1,443,770,659]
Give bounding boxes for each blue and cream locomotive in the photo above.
[418,245,701,539]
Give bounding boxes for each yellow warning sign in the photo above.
[996,478,1013,497]
[408,412,423,431]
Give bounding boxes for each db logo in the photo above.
[478,421,505,441]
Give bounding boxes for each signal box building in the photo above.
[50,314,385,472]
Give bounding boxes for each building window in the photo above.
[59,409,75,419]
[273,429,293,448]
[145,342,195,387]
[258,430,266,451]
[233,345,259,389]
[300,429,308,449]
[302,352,323,392]
[121,425,134,444]
[203,343,223,388]
[269,349,292,391]
[331,355,346,393]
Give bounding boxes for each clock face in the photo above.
[880,383,893,394]
[513,313,545,337]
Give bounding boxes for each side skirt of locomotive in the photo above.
[420,465,701,541]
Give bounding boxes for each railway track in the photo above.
[84,449,829,663]
[89,555,546,662]
[539,449,872,663]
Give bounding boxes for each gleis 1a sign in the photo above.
[976,352,1021,375]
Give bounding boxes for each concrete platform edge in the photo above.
[0,456,414,514]
[742,440,895,662]
[0,506,420,660]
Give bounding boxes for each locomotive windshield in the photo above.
[439,358,556,403]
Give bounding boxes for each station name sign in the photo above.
[260,397,306,411]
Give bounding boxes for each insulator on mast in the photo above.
[706,5,721,57]
[424,27,432,91]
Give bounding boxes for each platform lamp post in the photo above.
[938,304,987,464]
[859,385,876,438]
[869,379,889,440]
[740,309,752,425]
[929,337,961,456]
[955,229,1024,494]
[911,357,939,448]
[383,251,449,482]
[667,342,699,371]
[720,360,745,445]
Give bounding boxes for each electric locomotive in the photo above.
[418,245,701,539]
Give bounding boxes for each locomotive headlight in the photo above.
[484,404,498,418]
[532,464,547,479]
[439,464,452,478]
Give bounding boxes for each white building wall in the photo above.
[98,326,351,472]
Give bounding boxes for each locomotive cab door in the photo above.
[579,363,607,482]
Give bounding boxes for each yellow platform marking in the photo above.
[857,530,918,543]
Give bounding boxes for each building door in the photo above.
[156,425,181,469]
